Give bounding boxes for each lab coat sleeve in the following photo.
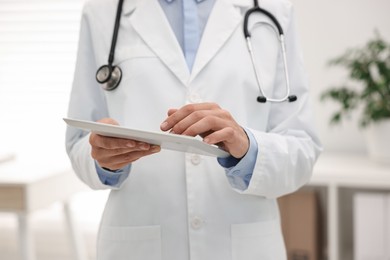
[242,7,322,198]
[65,4,129,190]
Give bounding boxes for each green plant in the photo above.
[321,32,390,127]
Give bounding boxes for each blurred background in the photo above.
[0,0,389,259]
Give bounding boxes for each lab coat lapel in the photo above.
[189,0,243,82]
[126,0,190,85]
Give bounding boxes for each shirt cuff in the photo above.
[95,161,131,188]
[217,129,258,191]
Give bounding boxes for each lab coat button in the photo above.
[191,154,201,165]
[191,216,203,230]
[189,93,201,103]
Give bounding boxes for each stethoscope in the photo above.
[95,0,124,91]
[244,0,297,103]
[96,0,297,103]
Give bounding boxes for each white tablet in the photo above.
[64,118,230,158]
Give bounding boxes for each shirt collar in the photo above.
[165,0,206,4]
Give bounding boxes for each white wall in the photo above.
[290,0,390,153]
[0,0,83,164]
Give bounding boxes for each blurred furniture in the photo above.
[309,153,390,260]
[353,193,390,260]
[279,191,320,260]
[0,160,88,260]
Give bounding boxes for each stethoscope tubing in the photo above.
[96,0,297,103]
[108,0,124,66]
[244,5,296,103]
[246,33,291,103]
[243,6,284,38]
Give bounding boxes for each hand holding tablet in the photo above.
[64,118,230,158]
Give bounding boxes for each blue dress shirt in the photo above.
[159,0,215,70]
[96,0,259,191]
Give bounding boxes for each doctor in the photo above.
[66,0,322,259]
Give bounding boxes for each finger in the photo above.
[163,105,228,134]
[90,134,137,149]
[167,108,178,116]
[98,146,161,169]
[181,116,229,137]
[90,118,138,149]
[203,127,236,145]
[98,146,161,168]
[92,147,131,160]
[91,140,157,163]
[91,142,154,159]
[112,147,161,167]
[160,103,220,131]
[97,118,119,125]
[169,110,223,135]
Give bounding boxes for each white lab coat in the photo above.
[66,0,322,259]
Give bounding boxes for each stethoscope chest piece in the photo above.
[96,0,124,91]
[96,65,122,91]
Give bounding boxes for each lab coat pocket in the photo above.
[116,44,157,65]
[231,219,286,260]
[97,225,162,260]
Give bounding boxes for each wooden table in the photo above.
[0,160,88,260]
